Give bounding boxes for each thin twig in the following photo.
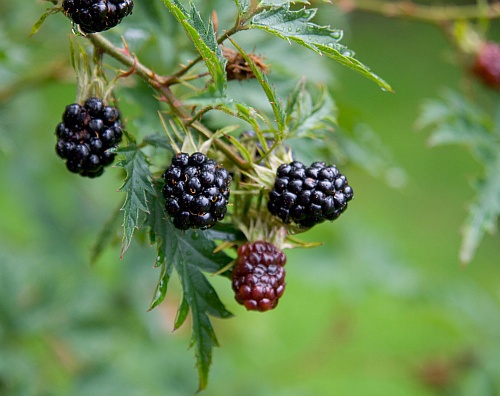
[85,33,251,170]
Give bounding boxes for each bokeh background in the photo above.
[1,0,499,395]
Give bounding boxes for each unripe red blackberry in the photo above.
[162,152,231,230]
[472,42,500,90]
[62,0,134,34]
[268,160,353,228]
[55,97,123,178]
[232,241,286,312]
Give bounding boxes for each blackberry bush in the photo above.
[28,0,403,391]
[268,161,354,228]
[21,0,500,392]
[55,97,123,178]
[232,241,287,312]
[62,0,134,33]
[161,152,231,230]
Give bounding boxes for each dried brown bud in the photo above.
[222,47,269,81]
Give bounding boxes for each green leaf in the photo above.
[174,295,190,330]
[228,38,286,134]
[116,144,156,257]
[148,262,174,311]
[205,223,246,243]
[169,227,234,391]
[285,79,337,138]
[30,5,61,37]
[417,91,495,162]
[417,91,500,264]
[234,0,250,15]
[460,155,500,264]
[250,4,393,92]
[142,134,175,151]
[162,0,227,96]
[145,183,233,391]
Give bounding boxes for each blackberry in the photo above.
[55,97,123,178]
[162,152,231,230]
[268,160,353,228]
[232,241,286,312]
[62,0,134,34]
[472,42,500,90]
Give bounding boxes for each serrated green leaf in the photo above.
[205,223,246,243]
[162,0,227,96]
[417,92,495,162]
[285,77,307,117]
[145,183,233,390]
[417,91,489,131]
[170,230,233,391]
[460,155,500,264]
[234,0,251,15]
[142,134,175,151]
[427,120,494,153]
[286,80,337,138]
[418,91,500,264]
[148,262,174,311]
[144,182,175,311]
[174,295,190,330]
[228,38,286,134]
[116,144,156,257]
[251,4,393,92]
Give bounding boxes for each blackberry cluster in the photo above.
[55,97,123,178]
[62,0,134,34]
[162,152,231,230]
[232,241,286,312]
[472,42,500,90]
[268,161,353,228]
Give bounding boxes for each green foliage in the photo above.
[115,137,156,257]
[233,0,250,16]
[145,182,233,390]
[229,38,287,134]
[2,0,497,393]
[285,79,336,139]
[29,4,61,36]
[250,3,393,92]
[162,0,227,96]
[417,91,500,264]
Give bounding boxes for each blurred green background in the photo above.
[1,1,499,395]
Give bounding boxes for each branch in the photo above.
[336,0,500,22]
[85,33,251,170]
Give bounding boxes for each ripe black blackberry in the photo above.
[472,42,500,90]
[268,160,353,228]
[62,0,134,34]
[231,241,286,312]
[162,152,232,230]
[55,97,123,178]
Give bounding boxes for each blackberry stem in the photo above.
[85,33,251,171]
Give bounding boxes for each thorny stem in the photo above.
[85,33,251,170]
[335,0,500,22]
